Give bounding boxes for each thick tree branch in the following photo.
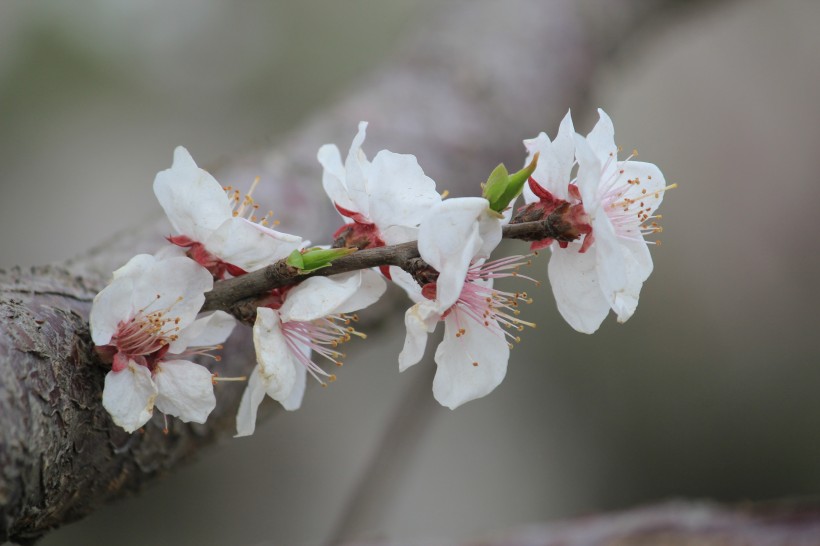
[0,1,695,542]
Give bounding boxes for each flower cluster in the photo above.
[89,109,673,435]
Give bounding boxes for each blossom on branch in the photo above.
[235,270,386,436]
[533,109,674,333]
[399,198,535,408]
[318,121,441,252]
[153,146,302,279]
[90,254,235,432]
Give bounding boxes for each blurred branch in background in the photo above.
[339,501,820,545]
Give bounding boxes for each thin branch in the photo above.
[202,214,574,317]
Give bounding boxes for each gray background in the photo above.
[1,1,819,544]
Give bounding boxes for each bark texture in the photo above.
[0,0,694,542]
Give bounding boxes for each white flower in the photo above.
[548,109,673,333]
[153,146,302,278]
[318,122,441,251]
[398,198,534,409]
[235,270,386,436]
[90,254,236,432]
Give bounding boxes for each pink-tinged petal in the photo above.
[332,269,387,315]
[279,273,362,322]
[432,311,509,409]
[318,143,356,213]
[399,301,440,372]
[90,275,135,345]
[418,197,489,311]
[153,146,233,242]
[253,308,298,403]
[547,243,610,334]
[102,362,158,433]
[168,310,236,355]
[368,150,441,232]
[573,135,603,209]
[235,365,267,437]
[153,360,216,424]
[619,161,667,218]
[132,256,213,329]
[205,217,302,273]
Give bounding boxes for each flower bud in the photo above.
[482,152,539,214]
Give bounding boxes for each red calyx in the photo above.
[167,235,248,280]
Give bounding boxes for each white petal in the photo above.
[279,358,307,411]
[390,266,424,303]
[476,210,503,258]
[547,243,610,334]
[253,308,298,404]
[611,239,653,323]
[318,143,356,212]
[368,150,441,232]
[573,135,603,210]
[332,269,387,315]
[586,109,617,163]
[111,253,156,279]
[553,110,577,184]
[619,160,667,218]
[153,244,187,260]
[417,197,488,311]
[153,360,216,423]
[432,311,509,409]
[399,301,440,372]
[205,217,302,272]
[102,362,158,433]
[131,256,213,330]
[625,237,653,282]
[523,110,575,202]
[90,274,135,345]
[235,365,267,437]
[168,311,236,354]
[380,225,419,246]
[153,146,233,242]
[279,273,362,322]
[593,214,628,301]
[344,121,372,217]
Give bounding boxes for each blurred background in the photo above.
[2,0,820,544]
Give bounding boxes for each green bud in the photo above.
[482,152,540,213]
[286,247,356,273]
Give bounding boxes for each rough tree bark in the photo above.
[0,1,723,543]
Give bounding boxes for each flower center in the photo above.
[597,150,677,244]
[111,295,184,366]
[280,314,365,387]
[427,256,537,352]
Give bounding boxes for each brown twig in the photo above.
[201,214,574,318]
